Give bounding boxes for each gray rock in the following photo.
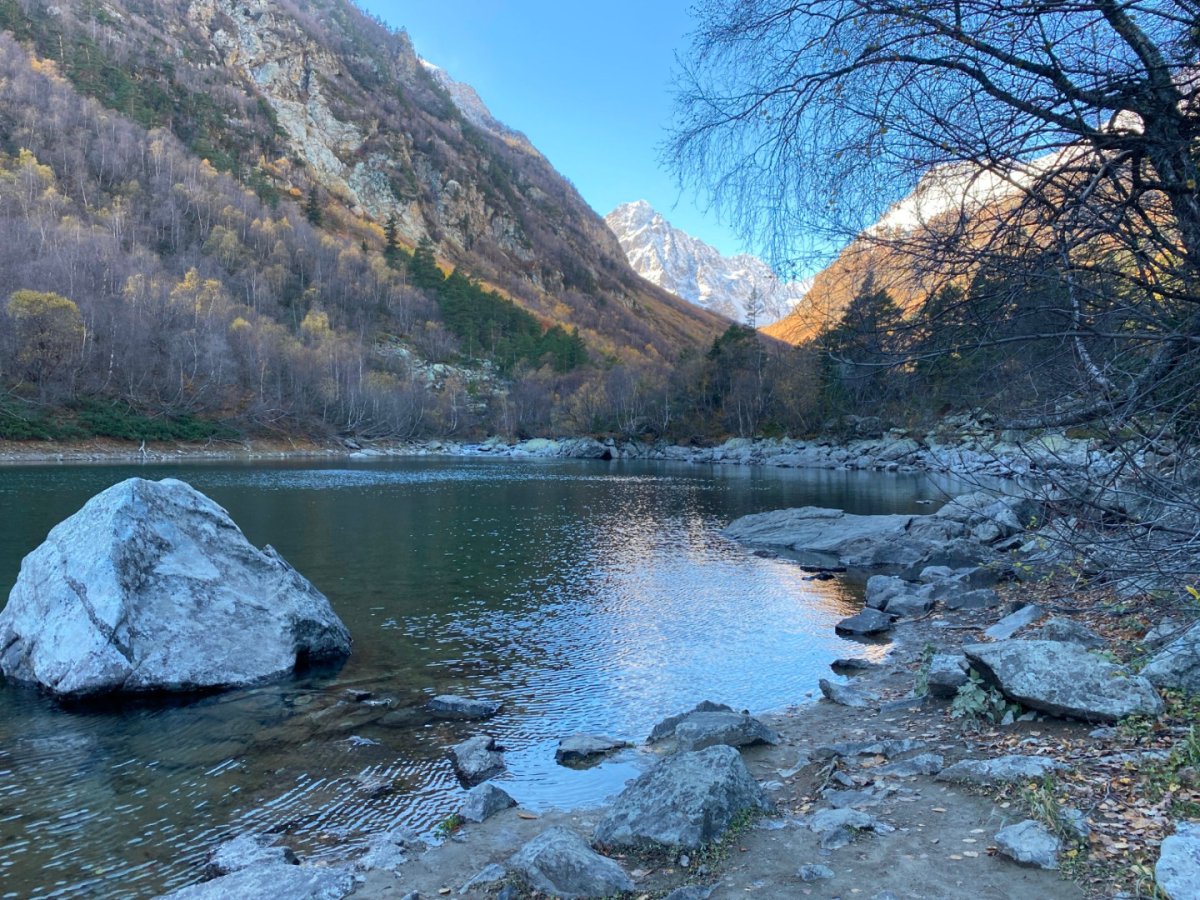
[984,604,1046,640]
[460,863,507,894]
[1156,821,1200,900]
[1143,622,1200,695]
[808,807,894,847]
[671,711,779,752]
[819,678,875,708]
[874,753,944,777]
[663,887,714,900]
[936,755,1063,785]
[926,654,969,699]
[0,478,351,697]
[994,820,1059,869]
[964,640,1163,722]
[509,827,633,898]
[834,607,894,636]
[942,588,1000,611]
[555,733,629,763]
[648,700,734,742]
[1061,807,1091,841]
[428,695,502,719]
[459,782,516,823]
[798,863,835,881]
[157,863,355,899]
[354,827,417,873]
[204,833,298,878]
[864,575,909,610]
[823,787,887,809]
[594,745,771,850]
[450,735,506,785]
[830,657,881,674]
[1144,618,1187,649]
[1027,618,1107,649]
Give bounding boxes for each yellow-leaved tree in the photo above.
[6,290,85,396]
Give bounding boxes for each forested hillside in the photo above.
[0,0,752,442]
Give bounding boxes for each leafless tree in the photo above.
[671,1,1200,584]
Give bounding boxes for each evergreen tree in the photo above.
[409,237,443,290]
[384,214,400,266]
[304,185,322,226]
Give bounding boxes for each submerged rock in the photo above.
[450,734,506,785]
[0,478,350,697]
[964,640,1163,722]
[594,745,771,850]
[509,827,633,898]
[203,833,298,878]
[555,733,630,763]
[427,695,502,719]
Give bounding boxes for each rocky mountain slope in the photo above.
[606,200,808,325]
[0,0,721,364]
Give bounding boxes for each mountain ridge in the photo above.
[605,200,809,325]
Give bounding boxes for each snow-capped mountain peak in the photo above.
[605,201,808,325]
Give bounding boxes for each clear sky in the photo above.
[358,0,751,261]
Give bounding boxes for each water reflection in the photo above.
[0,458,962,897]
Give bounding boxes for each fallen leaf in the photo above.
[517,811,538,819]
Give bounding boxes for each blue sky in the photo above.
[359,1,750,260]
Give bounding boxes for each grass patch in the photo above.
[73,401,240,442]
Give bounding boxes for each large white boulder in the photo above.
[0,477,351,697]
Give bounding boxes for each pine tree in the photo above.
[408,237,443,291]
[384,214,400,266]
[304,185,322,226]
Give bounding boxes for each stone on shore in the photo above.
[450,734,506,785]
[509,827,633,898]
[835,607,894,636]
[936,755,1062,785]
[427,695,502,719]
[1142,623,1200,695]
[983,604,1046,641]
[555,733,630,764]
[459,782,517,823]
[994,820,1060,870]
[1156,822,1200,900]
[157,863,355,899]
[926,654,970,699]
[673,710,779,752]
[203,833,298,878]
[819,678,876,708]
[942,588,1000,611]
[461,863,508,893]
[647,700,778,752]
[594,745,771,850]
[1027,618,1107,649]
[864,576,935,617]
[0,478,351,697]
[875,753,944,777]
[964,640,1163,722]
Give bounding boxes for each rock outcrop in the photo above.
[0,478,350,697]
[646,701,778,752]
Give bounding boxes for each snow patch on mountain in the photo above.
[605,201,808,325]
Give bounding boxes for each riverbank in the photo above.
[340,566,1192,899]
[0,416,1132,485]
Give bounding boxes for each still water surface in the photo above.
[0,457,963,896]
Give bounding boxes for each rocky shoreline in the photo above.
[144,485,1200,899]
[0,414,1133,485]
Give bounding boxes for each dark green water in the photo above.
[0,457,963,897]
